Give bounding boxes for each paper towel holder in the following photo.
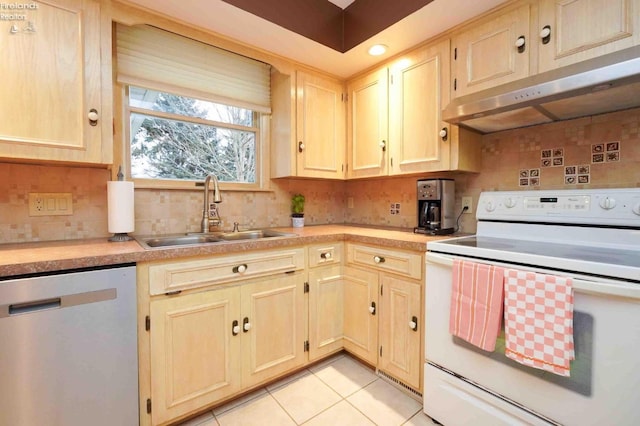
[108,166,134,242]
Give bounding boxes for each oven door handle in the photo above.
[426,252,640,300]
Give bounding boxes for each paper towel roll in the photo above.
[107,181,135,233]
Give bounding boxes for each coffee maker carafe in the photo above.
[415,178,455,235]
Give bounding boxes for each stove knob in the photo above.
[632,202,640,216]
[485,199,496,212]
[504,197,517,208]
[599,197,617,210]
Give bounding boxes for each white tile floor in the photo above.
[179,353,439,426]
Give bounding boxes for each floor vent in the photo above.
[377,370,422,401]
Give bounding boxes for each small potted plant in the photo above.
[291,193,305,228]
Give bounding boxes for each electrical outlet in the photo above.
[29,193,73,216]
[462,196,473,214]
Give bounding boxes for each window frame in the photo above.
[115,83,271,191]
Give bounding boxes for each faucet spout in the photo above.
[201,174,222,233]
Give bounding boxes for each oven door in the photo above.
[424,252,640,426]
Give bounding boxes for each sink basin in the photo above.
[138,234,223,249]
[136,229,297,249]
[219,229,296,241]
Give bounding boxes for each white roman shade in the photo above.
[116,24,271,113]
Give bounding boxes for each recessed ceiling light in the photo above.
[368,44,387,56]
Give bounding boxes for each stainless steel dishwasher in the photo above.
[0,264,138,426]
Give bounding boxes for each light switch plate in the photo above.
[29,193,73,216]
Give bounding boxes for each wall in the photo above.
[0,164,346,243]
[1,107,638,244]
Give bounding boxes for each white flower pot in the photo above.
[291,216,305,228]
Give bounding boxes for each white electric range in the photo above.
[423,188,640,425]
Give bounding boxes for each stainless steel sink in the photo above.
[135,229,297,249]
[218,229,296,241]
[138,234,223,249]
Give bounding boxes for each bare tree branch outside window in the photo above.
[129,87,257,183]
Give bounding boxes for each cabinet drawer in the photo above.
[149,248,305,295]
[346,243,423,280]
[308,242,343,268]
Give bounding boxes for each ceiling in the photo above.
[124,0,507,79]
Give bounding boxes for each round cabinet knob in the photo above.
[409,320,417,330]
[298,141,305,152]
[515,37,525,48]
[232,325,240,334]
[504,197,517,208]
[379,140,386,151]
[439,128,448,141]
[540,26,551,39]
[632,202,640,216]
[369,306,375,314]
[321,252,332,260]
[88,111,99,121]
[373,256,385,264]
[243,321,251,331]
[485,199,497,212]
[599,197,617,210]
[234,264,247,273]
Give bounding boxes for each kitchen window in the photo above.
[127,86,260,185]
[115,24,271,190]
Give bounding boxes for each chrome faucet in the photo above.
[201,174,222,233]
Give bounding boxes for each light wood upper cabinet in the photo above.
[295,71,346,179]
[347,68,389,179]
[0,0,112,164]
[150,287,242,425]
[389,39,451,174]
[538,0,640,72]
[452,3,532,98]
[271,70,346,179]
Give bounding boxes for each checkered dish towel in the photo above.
[449,260,505,352]
[504,269,575,377]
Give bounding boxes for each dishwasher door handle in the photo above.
[1,288,116,318]
[9,297,61,315]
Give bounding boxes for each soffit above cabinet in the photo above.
[122,0,507,78]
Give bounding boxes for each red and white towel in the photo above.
[449,260,505,352]
[503,269,575,377]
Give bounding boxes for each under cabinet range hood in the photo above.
[443,45,640,133]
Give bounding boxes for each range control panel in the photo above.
[478,189,640,226]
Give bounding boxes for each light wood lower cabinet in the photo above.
[146,268,306,426]
[342,265,379,366]
[308,264,344,361]
[379,273,422,390]
[150,287,241,425]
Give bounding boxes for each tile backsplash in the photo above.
[1,107,639,243]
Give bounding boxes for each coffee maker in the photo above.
[414,178,455,235]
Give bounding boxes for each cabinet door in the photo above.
[150,288,241,425]
[347,68,389,178]
[379,274,422,390]
[241,272,306,388]
[452,4,531,98]
[343,266,379,365]
[0,0,109,164]
[308,265,344,361]
[389,39,451,174]
[296,71,346,179]
[538,0,640,72]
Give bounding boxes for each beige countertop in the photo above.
[0,225,458,277]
